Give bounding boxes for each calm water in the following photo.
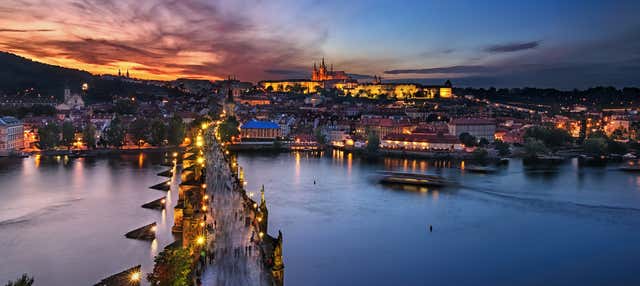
[238,151,640,286]
[0,153,179,285]
[1,152,640,285]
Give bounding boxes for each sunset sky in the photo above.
[1,0,639,88]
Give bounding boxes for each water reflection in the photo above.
[238,152,640,286]
[0,153,179,285]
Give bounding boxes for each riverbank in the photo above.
[29,146,184,157]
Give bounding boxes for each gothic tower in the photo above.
[272,230,284,286]
[258,185,269,232]
[223,87,236,117]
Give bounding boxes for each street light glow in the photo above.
[130,271,141,282]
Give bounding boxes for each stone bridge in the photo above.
[173,126,284,286]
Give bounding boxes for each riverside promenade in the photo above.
[199,128,283,285]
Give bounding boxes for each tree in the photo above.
[314,128,326,145]
[61,121,75,150]
[610,127,627,141]
[114,99,137,115]
[5,274,34,286]
[218,116,240,142]
[129,117,149,148]
[366,129,380,154]
[524,126,572,149]
[494,140,511,156]
[583,138,608,157]
[272,139,283,150]
[147,248,192,286]
[167,116,185,146]
[104,116,126,148]
[149,119,167,146]
[523,138,549,158]
[82,123,97,149]
[37,123,60,150]
[472,148,489,163]
[459,132,477,147]
[608,140,628,155]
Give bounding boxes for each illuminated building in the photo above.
[260,79,322,94]
[381,133,464,151]
[240,120,282,140]
[56,87,85,111]
[223,88,236,117]
[312,58,350,81]
[260,59,453,99]
[0,116,24,154]
[448,118,496,142]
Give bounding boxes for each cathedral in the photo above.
[311,58,350,81]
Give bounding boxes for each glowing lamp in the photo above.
[130,271,141,282]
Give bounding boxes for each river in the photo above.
[238,150,640,286]
[1,151,639,285]
[0,153,179,285]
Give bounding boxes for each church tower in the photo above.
[64,87,71,101]
[223,87,235,117]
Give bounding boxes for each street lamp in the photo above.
[196,235,205,245]
[130,271,141,282]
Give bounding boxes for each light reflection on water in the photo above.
[0,153,178,286]
[1,152,640,285]
[239,152,640,286]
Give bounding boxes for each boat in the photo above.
[619,164,640,172]
[465,165,498,173]
[378,171,451,187]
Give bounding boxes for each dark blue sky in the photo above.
[1,0,638,88]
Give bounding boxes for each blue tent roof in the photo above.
[241,120,279,129]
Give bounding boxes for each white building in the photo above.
[56,88,85,111]
[0,116,24,154]
[448,118,496,142]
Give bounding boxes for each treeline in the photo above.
[0,52,188,103]
[521,125,629,158]
[0,105,56,118]
[455,86,640,108]
[0,52,92,98]
[37,116,186,150]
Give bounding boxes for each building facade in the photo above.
[312,58,350,81]
[260,59,453,99]
[240,120,282,140]
[381,133,463,151]
[0,116,24,154]
[448,118,496,142]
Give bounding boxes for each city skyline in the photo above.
[1,0,639,88]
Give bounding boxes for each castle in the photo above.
[312,58,350,81]
[260,58,453,99]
